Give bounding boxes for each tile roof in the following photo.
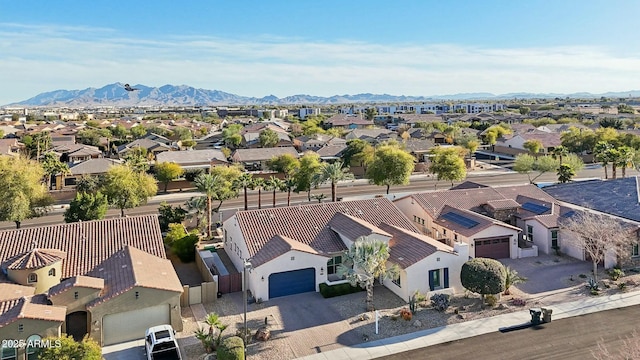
[543,177,640,222]
[234,198,418,261]
[47,275,105,297]
[381,223,455,269]
[450,181,489,190]
[315,144,347,158]
[0,215,166,279]
[434,206,496,237]
[325,115,373,126]
[2,248,66,270]
[156,149,228,164]
[328,212,392,240]
[0,283,35,302]
[251,234,326,267]
[68,158,121,175]
[231,147,299,162]
[0,295,66,327]
[486,199,521,210]
[405,187,506,218]
[86,246,183,308]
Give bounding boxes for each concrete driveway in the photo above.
[102,339,146,360]
[500,254,592,294]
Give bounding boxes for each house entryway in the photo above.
[269,268,315,299]
[66,311,88,341]
[475,237,510,259]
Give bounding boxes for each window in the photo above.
[1,346,16,360]
[392,272,401,287]
[48,268,56,277]
[26,335,42,360]
[74,291,79,300]
[527,225,534,242]
[551,230,558,248]
[28,273,37,283]
[633,244,639,257]
[327,256,342,275]
[429,268,450,291]
[17,324,23,333]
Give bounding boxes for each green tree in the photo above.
[75,175,101,194]
[194,166,241,237]
[594,141,613,179]
[366,145,414,194]
[337,236,399,311]
[523,139,543,154]
[123,147,150,173]
[232,173,254,211]
[172,232,199,262]
[155,161,184,193]
[259,128,280,148]
[519,106,531,115]
[0,156,52,228]
[341,139,374,167]
[294,151,323,200]
[41,152,70,190]
[561,127,596,154]
[557,163,576,183]
[551,145,569,165]
[513,154,559,184]
[429,146,467,186]
[222,124,243,147]
[251,177,265,210]
[185,196,207,233]
[264,176,284,208]
[267,154,300,177]
[282,177,297,206]
[172,126,193,141]
[616,146,635,178]
[217,336,245,360]
[38,334,102,360]
[158,201,187,232]
[22,132,52,159]
[503,266,527,295]
[63,191,108,223]
[100,165,158,217]
[365,107,377,121]
[129,125,148,139]
[313,161,354,202]
[460,258,507,308]
[110,124,129,140]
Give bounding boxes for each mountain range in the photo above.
[6,83,640,107]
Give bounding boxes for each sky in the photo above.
[1,0,640,105]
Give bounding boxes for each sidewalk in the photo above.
[295,289,640,360]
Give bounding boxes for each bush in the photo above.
[460,258,507,297]
[172,233,199,262]
[217,336,244,360]
[319,282,364,298]
[38,334,101,360]
[399,307,412,321]
[430,293,450,311]
[485,294,498,307]
[608,268,625,281]
[184,168,205,182]
[164,223,187,246]
[511,298,527,306]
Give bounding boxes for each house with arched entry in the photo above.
[0,215,183,359]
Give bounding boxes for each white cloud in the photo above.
[1,23,640,104]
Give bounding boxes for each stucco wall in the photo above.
[8,260,63,294]
[0,320,61,360]
[223,216,251,273]
[467,226,519,259]
[525,220,553,255]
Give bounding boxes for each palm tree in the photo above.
[204,312,227,349]
[617,146,635,178]
[185,196,207,233]
[233,173,253,211]
[282,177,296,206]
[312,161,354,202]
[338,236,398,311]
[264,176,284,208]
[593,141,612,179]
[251,177,265,210]
[503,266,527,295]
[194,173,221,238]
[551,145,569,166]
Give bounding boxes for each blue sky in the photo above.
[1,0,640,105]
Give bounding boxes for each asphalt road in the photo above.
[0,166,633,231]
[378,304,640,360]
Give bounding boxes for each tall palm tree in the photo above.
[194,173,221,238]
[232,173,253,211]
[264,176,284,208]
[251,177,265,210]
[282,177,296,206]
[551,145,569,166]
[593,141,612,179]
[185,196,207,233]
[617,146,635,178]
[313,161,354,202]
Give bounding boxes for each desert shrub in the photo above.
[619,282,627,291]
[608,268,625,281]
[217,336,244,360]
[430,293,450,311]
[511,298,527,306]
[319,282,364,298]
[485,294,498,307]
[399,307,412,321]
[172,233,199,262]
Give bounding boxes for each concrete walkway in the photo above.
[295,289,640,360]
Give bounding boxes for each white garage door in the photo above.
[102,304,170,345]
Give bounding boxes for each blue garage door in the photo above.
[269,268,316,299]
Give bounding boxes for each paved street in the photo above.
[377,304,640,360]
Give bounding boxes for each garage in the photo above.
[269,268,316,299]
[102,303,170,345]
[474,237,510,259]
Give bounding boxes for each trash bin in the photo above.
[529,308,542,325]
[541,308,553,323]
[217,291,222,299]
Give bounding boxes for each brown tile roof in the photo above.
[0,215,166,279]
[328,212,392,240]
[2,248,66,270]
[0,295,66,327]
[251,234,326,267]
[406,187,506,218]
[86,246,182,308]
[234,198,418,260]
[381,223,455,269]
[231,147,299,162]
[68,158,121,175]
[325,115,373,126]
[47,275,105,297]
[315,144,347,158]
[156,149,228,165]
[486,199,521,210]
[0,283,35,302]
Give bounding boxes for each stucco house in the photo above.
[222,198,468,303]
[231,147,299,171]
[0,215,183,355]
[155,149,228,170]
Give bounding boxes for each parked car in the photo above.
[145,325,182,360]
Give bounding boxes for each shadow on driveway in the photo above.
[500,254,592,294]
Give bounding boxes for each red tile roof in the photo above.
[234,199,418,260]
[251,234,326,267]
[328,212,392,241]
[48,275,105,297]
[0,215,166,279]
[2,248,66,270]
[0,283,35,302]
[381,223,455,269]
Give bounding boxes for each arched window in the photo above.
[1,345,16,360]
[26,334,42,360]
[48,268,56,277]
[28,273,37,283]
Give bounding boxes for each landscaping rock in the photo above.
[497,303,509,310]
[255,326,271,342]
[412,320,422,327]
[360,313,371,321]
[457,314,464,319]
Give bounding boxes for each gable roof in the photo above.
[0,283,35,302]
[68,158,121,175]
[0,295,66,327]
[543,177,640,222]
[381,223,455,269]
[233,198,418,261]
[48,275,105,297]
[2,248,66,271]
[231,147,299,162]
[156,149,228,165]
[0,215,166,279]
[328,212,392,240]
[251,234,325,267]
